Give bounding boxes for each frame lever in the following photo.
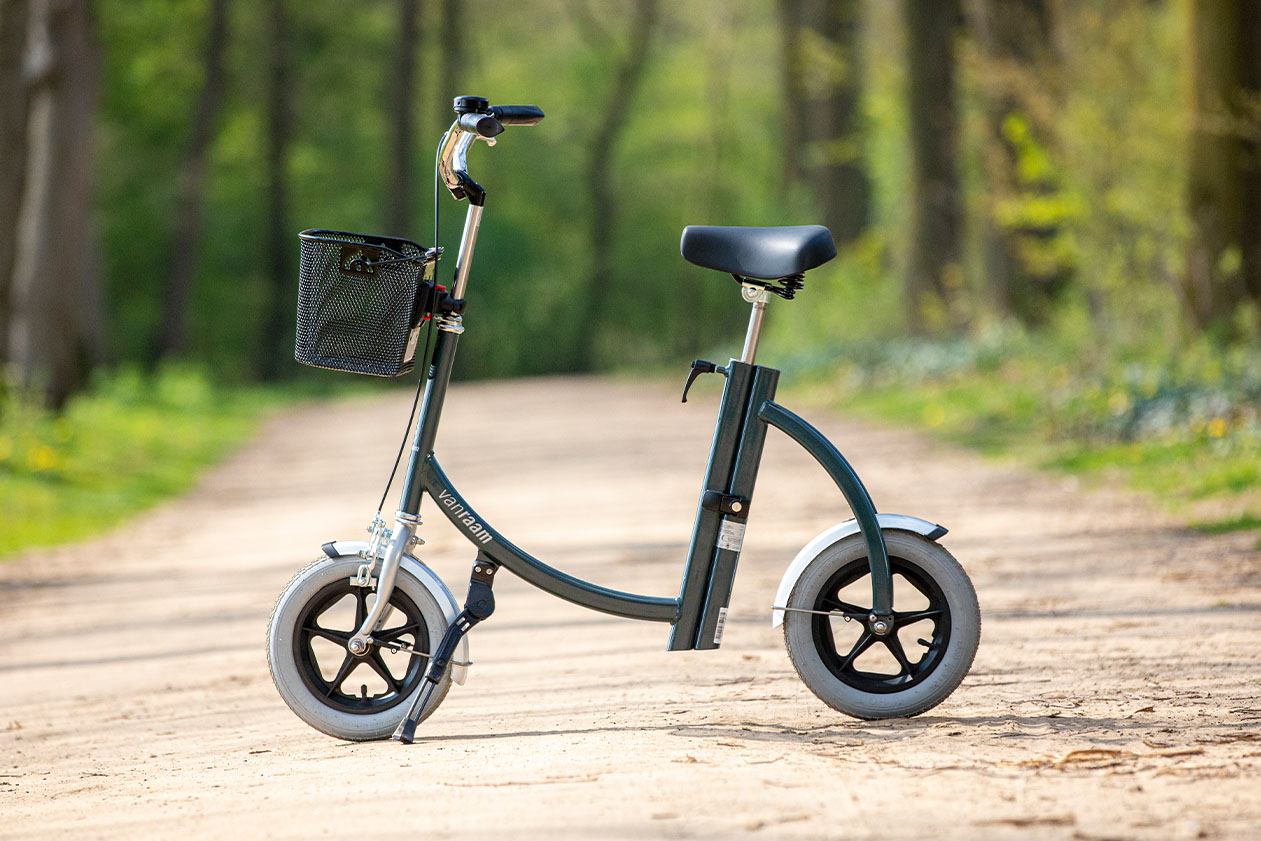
[681,359,724,403]
[700,490,749,516]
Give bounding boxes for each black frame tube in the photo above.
[691,364,779,649]
[758,400,893,615]
[398,327,460,514]
[420,456,679,622]
[397,335,896,639]
[667,362,755,648]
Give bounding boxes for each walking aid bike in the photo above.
[267,96,981,743]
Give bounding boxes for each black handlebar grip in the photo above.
[489,105,545,126]
[457,112,504,138]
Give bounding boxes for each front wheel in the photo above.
[783,531,980,719]
[267,556,453,741]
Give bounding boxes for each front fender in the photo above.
[324,540,470,685]
[770,514,947,628]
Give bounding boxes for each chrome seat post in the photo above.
[739,284,771,364]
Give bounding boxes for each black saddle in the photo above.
[679,225,837,280]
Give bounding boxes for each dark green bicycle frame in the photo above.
[397,327,893,651]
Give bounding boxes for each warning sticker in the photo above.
[717,518,745,553]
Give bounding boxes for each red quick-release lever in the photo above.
[421,285,447,322]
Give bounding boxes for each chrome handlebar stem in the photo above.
[435,123,488,303]
[451,204,483,301]
[437,125,477,197]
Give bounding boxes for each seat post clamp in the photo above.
[734,274,804,301]
[741,283,770,304]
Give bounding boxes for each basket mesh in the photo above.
[295,230,437,376]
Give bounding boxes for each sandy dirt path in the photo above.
[2,377,1259,839]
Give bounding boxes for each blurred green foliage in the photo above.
[11,0,1251,552]
[753,1,1257,529]
[774,324,1261,529]
[0,366,281,554]
[91,1,1240,371]
[94,0,790,380]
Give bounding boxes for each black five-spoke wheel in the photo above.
[292,580,430,714]
[811,556,951,695]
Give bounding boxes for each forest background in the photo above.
[1,0,1258,551]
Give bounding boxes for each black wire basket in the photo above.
[295,229,439,377]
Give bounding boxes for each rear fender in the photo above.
[770,514,947,628]
[323,540,469,685]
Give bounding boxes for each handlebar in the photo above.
[440,97,545,204]
[453,105,547,140]
[490,104,545,126]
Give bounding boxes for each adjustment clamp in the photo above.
[417,282,466,323]
[467,558,499,621]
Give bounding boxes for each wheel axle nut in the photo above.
[348,638,368,655]
[871,620,891,635]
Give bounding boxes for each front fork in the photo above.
[347,515,419,656]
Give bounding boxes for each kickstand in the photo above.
[393,554,498,744]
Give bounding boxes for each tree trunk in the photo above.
[259,0,293,380]
[966,0,1069,326]
[903,0,963,331]
[8,0,100,408]
[686,2,741,357]
[777,0,806,186]
[1183,0,1261,328]
[572,0,658,371]
[803,0,870,245]
[436,0,462,126]
[778,0,870,245]
[1241,1,1261,317]
[386,0,419,236]
[152,0,230,363]
[0,0,31,364]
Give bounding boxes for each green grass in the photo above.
[1045,438,1260,501]
[776,329,1261,527]
[0,366,289,558]
[848,379,1261,513]
[1190,513,1261,535]
[832,375,1046,457]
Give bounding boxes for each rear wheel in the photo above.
[783,531,979,719]
[267,557,452,741]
